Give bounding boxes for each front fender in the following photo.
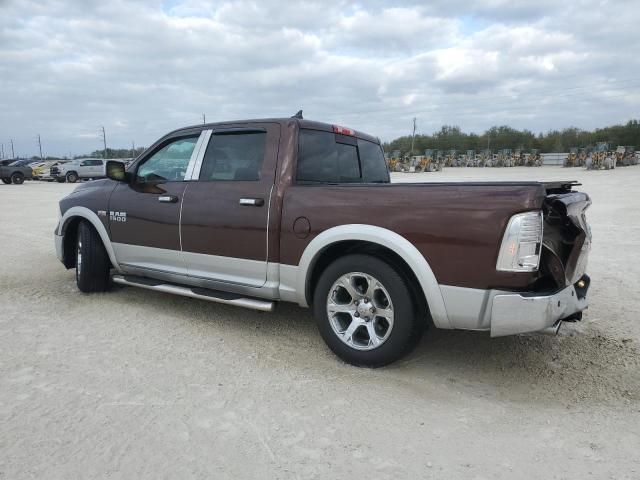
[56,206,121,272]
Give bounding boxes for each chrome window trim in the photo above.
[187,129,212,180]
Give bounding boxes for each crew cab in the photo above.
[52,158,106,183]
[54,116,592,366]
[1,160,33,184]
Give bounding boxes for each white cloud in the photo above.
[0,0,639,156]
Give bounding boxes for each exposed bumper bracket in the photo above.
[490,282,588,337]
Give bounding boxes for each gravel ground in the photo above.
[1,167,639,479]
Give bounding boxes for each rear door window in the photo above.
[199,131,267,181]
[297,129,388,183]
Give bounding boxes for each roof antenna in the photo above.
[291,110,303,119]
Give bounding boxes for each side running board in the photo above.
[111,275,275,312]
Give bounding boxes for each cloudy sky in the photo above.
[1,0,639,157]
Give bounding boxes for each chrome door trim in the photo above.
[184,129,211,181]
[187,129,212,180]
[239,198,264,206]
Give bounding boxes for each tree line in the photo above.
[383,119,640,154]
[19,147,146,162]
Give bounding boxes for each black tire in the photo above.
[313,254,423,367]
[1,177,11,184]
[66,171,78,183]
[75,221,110,293]
[11,173,24,184]
[56,177,65,183]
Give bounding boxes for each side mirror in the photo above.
[106,160,128,182]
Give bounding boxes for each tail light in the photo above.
[496,211,543,272]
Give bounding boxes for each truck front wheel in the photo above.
[66,171,78,183]
[75,221,110,293]
[313,254,423,367]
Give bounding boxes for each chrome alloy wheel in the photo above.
[326,272,394,351]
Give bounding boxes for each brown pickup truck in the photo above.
[54,115,592,366]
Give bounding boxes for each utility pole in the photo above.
[101,126,107,159]
[410,117,417,157]
[37,134,44,160]
[131,141,135,159]
[202,113,206,124]
[1,143,4,159]
[10,139,15,159]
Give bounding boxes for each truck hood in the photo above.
[70,178,115,194]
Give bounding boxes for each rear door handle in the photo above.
[158,195,179,203]
[239,198,264,206]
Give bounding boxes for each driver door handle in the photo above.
[158,195,179,203]
[239,198,264,207]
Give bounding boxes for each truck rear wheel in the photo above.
[75,221,110,293]
[313,254,423,367]
[11,173,24,184]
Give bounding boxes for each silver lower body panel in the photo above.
[55,233,64,262]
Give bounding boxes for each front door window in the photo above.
[137,137,198,183]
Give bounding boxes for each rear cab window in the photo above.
[297,128,389,184]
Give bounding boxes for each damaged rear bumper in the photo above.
[490,277,589,337]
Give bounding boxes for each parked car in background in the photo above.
[1,160,33,184]
[34,160,70,181]
[52,158,106,183]
[29,161,48,177]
